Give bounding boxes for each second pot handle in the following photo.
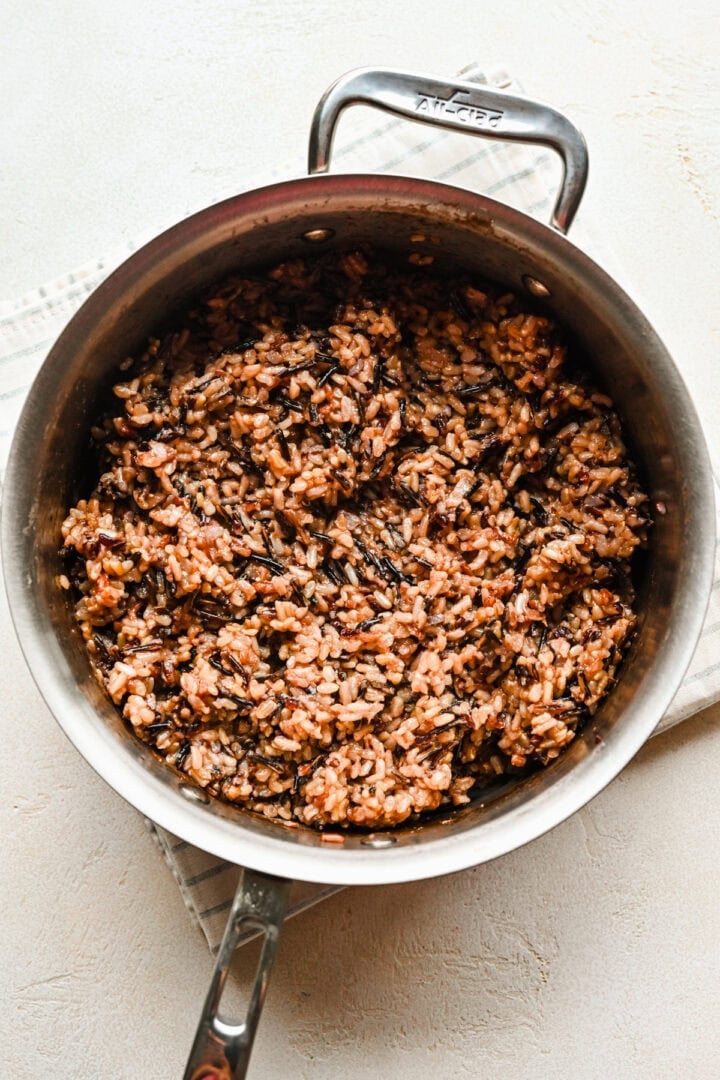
[183,869,291,1080]
[308,67,588,235]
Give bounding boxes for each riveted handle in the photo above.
[184,869,290,1080]
[308,67,588,234]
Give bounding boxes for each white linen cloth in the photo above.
[2,66,717,951]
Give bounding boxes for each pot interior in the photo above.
[5,174,713,880]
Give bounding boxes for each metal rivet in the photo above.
[301,227,335,243]
[523,275,551,298]
[179,783,210,804]
[360,834,397,848]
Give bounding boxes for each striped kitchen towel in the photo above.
[2,66,718,952]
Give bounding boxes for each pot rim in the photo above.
[3,173,715,885]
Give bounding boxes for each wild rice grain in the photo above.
[60,249,649,830]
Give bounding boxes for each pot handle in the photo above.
[308,67,588,234]
[183,869,291,1080]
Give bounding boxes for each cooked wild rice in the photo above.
[60,249,650,830]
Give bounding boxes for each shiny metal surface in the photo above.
[184,870,290,1080]
[308,67,589,232]
[523,274,552,297]
[2,172,714,887]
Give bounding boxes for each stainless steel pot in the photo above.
[3,69,714,1080]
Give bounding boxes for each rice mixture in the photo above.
[60,249,650,831]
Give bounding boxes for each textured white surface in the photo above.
[2,2,720,1077]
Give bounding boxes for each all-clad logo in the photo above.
[415,89,504,130]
